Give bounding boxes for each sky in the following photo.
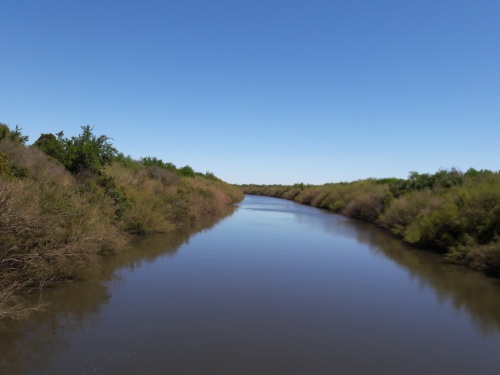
[1,0,499,185]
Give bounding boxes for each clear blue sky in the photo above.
[1,0,499,184]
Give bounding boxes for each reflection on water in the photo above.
[0,206,237,374]
[309,211,500,333]
[1,196,500,374]
[252,196,500,332]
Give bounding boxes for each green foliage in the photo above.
[64,125,117,174]
[140,158,213,180]
[34,132,66,162]
[0,124,7,141]
[0,123,29,144]
[35,126,117,175]
[178,165,195,177]
[114,152,137,168]
[403,196,462,249]
[140,156,177,172]
[389,169,465,197]
[97,174,131,220]
[204,171,220,181]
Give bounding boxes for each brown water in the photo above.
[1,195,500,374]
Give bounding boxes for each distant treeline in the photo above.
[0,123,243,320]
[242,168,500,277]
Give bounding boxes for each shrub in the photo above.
[204,171,220,181]
[114,153,137,168]
[178,165,195,178]
[379,190,437,235]
[0,123,29,144]
[0,151,9,174]
[341,184,390,222]
[448,240,500,276]
[34,126,117,175]
[33,132,66,162]
[140,156,177,173]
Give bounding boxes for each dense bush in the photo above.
[0,123,29,144]
[140,156,177,172]
[178,165,195,177]
[0,140,123,320]
[1,123,243,321]
[242,169,500,276]
[34,125,117,175]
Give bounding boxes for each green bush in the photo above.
[0,123,29,144]
[140,156,177,172]
[34,126,117,175]
[178,165,195,178]
[33,132,66,162]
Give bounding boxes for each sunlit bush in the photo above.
[242,168,500,276]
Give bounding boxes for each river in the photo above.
[1,195,500,374]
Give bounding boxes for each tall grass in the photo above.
[0,141,124,319]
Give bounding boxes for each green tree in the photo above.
[0,123,29,144]
[178,165,195,177]
[34,132,66,162]
[35,125,117,175]
[65,125,117,174]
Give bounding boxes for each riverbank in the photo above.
[0,124,243,321]
[241,169,500,277]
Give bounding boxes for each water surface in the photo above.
[2,195,500,374]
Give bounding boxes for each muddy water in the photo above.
[1,195,500,374]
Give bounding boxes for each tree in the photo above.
[34,125,117,175]
[64,125,117,174]
[0,123,29,144]
[178,165,195,177]
[34,132,66,162]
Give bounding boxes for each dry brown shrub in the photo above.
[341,184,390,222]
[0,141,71,186]
[281,188,302,200]
[467,242,500,275]
[296,187,323,205]
[310,189,328,207]
[0,148,123,321]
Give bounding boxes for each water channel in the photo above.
[1,195,500,374]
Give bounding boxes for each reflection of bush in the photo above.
[0,124,243,321]
[350,221,500,332]
[0,206,237,374]
[242,168,500,276]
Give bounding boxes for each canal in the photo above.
[1,195,500,374]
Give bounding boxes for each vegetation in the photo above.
[0,123,243,321]
[34,126,117,175]
[242,168,500,277]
